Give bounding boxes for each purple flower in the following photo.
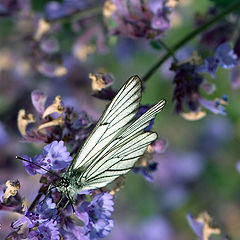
[172,62,204,113]
[89,218,114,240]
[152,139,168,153]
[60,223,89,240]
[197,43,238,78]
[40,37,59,54]
[12,207,37,229]
[215,42,238,68]
[22,141,72,175]
[77,193,114,239]
[31,90,47,115]
[28,220,60,240]
[45,1,88,21]
[43,140,72,170]
[138,217,174,240]
[36,198,57,220]
[148,1,170,31]
[236,161,240,173]
[109,0,171,39]
[199,96,227,115]
[132,162,158,182]
[22,154,50,175]
[90,193,114,219]
[197,56,219,79]
[186,213,203,238]
[0,121,9,147]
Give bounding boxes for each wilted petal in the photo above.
[17,109,35,136]
[42,96,64,119]
[103,0,116,18]
[38,117,64,130]
[89,73,114,91]
[181,111,206,121]
[34,18,51,41]
[73,43,96,61]
[3,180,20,203]
[187,212,221,240]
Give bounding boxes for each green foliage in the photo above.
[210,0,239,8]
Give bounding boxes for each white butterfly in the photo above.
[58,75,165,199]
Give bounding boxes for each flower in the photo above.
[132,162,157,182]
[76,193,114,239]
[0,121,9,147]
[28,220,60,240]
[107,0,172,39]
[197,42,238,79]
[22,140,72,175]
[172,62,204,113]
[151,139,168,154]
[31,90,47,115]
[43,140,72,170]
[215,42,238,68]
[199,96,227,115]
[22,154,50,175]
[89,72,116,100]
[36,198,57,220]
[12,207,37,229]
[187,212,221,240]
[45,1,89,21]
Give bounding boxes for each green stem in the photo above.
[158,39,178,62]
[142,1,240,82]
[46,6,103,24]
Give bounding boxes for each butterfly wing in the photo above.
[71,75,142,170]
[78,99,165,190]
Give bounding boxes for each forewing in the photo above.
[72,75,142,170]
[79,99,166,190]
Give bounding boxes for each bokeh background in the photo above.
[1,0,240,239]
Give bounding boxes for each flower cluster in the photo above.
[105,0,174,39]
[17,90,94,153]
[7,191,114,239]
[172,43,237,119]
[22,141,72,175]
[3,73,167,239]
[2,138,115,239]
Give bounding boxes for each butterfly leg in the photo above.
[39,183,58,205]
[66,191,75,214]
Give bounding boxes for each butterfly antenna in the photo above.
[16,156,60,179]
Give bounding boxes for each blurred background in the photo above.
[1,0,240,239]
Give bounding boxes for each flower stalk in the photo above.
[142,0,240,82]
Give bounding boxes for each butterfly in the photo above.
[54,75,165,203]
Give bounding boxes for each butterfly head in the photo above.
[56,170,84,200]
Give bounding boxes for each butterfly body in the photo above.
[56,75,165,199]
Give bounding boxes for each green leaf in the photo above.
[150,41,162,50]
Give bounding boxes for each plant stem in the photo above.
[46,6,103,24]
[28,185,47,212]
[158,39,178,62]
[142,1,240,82]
